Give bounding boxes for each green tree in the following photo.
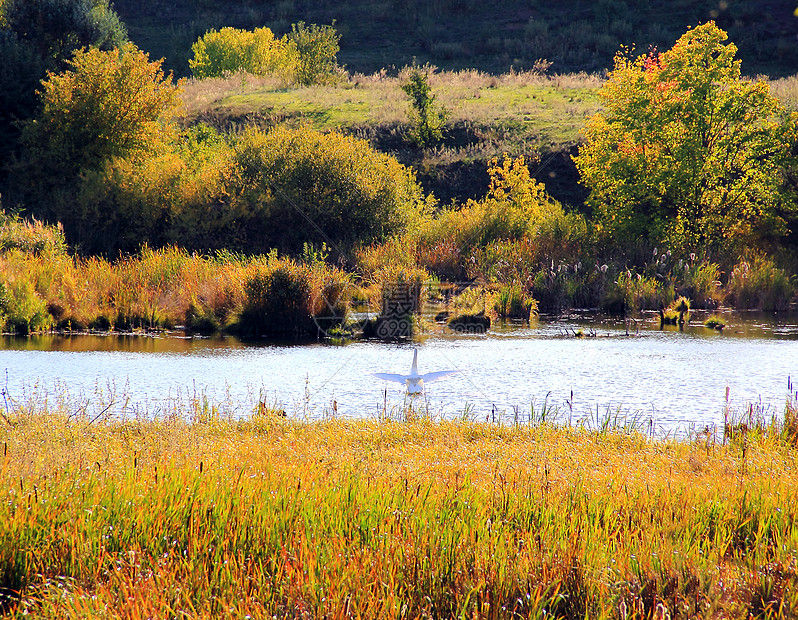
[287,22,340,86]
[2,0,126,62]
[401,64,448,147]
[573,22,796,256]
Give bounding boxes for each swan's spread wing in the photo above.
[421,370,458,382]
[373,373,408,384]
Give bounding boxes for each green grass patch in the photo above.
[185,71,602,143]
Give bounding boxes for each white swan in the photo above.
[374,349,458,394]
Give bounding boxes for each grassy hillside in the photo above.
[113,0,798,78]
[180,71,602,205]
[180,70,798,207]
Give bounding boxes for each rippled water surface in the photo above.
[3,311,798,435]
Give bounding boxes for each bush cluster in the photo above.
[189,22,340,85]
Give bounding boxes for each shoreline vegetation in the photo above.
[1,396,797,617]
[0,217,795,338]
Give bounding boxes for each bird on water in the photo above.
[373,349,458,394]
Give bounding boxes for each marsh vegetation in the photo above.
[1,396,797,617]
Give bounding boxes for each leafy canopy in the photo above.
[288,22,340,86]
[188,27,295,81]
[2,0,126,61]
[24,44,182,176]
[14,44,182,250]
[573,22,796,256]
[188,22,340,85]
[0,0,127,163]
[233,125,429,253]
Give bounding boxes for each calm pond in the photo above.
[2,310,797,436]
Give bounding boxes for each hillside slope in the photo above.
[113,0,798,77]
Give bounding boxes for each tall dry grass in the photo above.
[0,397,797,618]
[0,245,349,335]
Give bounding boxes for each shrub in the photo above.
[287,22,341,86]
[189,27,296,81]
[23,44,180,175]
[679,261,722,309]
[0,278,52,334]
[17,44,182,248]
[0,209,67,256]
[401,64,448,147]
[601,270,669,314]
[237,260,312,337]
[77,124,240,254]
[407,155,562,280]
[61,122,428,255]
[188,22,339,85]
[233,126,429,253]
[704,315,726,330]
[356,237,421,278]
[234,257,350,338]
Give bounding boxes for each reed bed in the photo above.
[0,245,349,336]
[1,397,796,619]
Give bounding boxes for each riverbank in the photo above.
[1,405,796,618]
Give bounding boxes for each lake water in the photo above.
[2,310,797,436]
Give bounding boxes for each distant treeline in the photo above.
[111,0,798,77]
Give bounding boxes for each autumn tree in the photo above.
[287,22,340,86]
[574,22,796,256]
[0,0,127,162]
[15,44,182,247]
[188,27,296,80]
[23,44,182,178]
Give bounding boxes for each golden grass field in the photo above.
[1,395,796,618]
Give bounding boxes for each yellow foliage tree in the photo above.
[25,43,182,175]
[188,27,297,81]
[574,23,796,255]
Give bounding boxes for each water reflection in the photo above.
[2,310,797,435]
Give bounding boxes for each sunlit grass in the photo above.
[0,245,349,336]
[1,395,797,618]
[181,69,604,146]
[181,69,798,148]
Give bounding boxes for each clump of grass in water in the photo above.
[704,314,726,330]
[488,282,538,321]
[658,295,690,327]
